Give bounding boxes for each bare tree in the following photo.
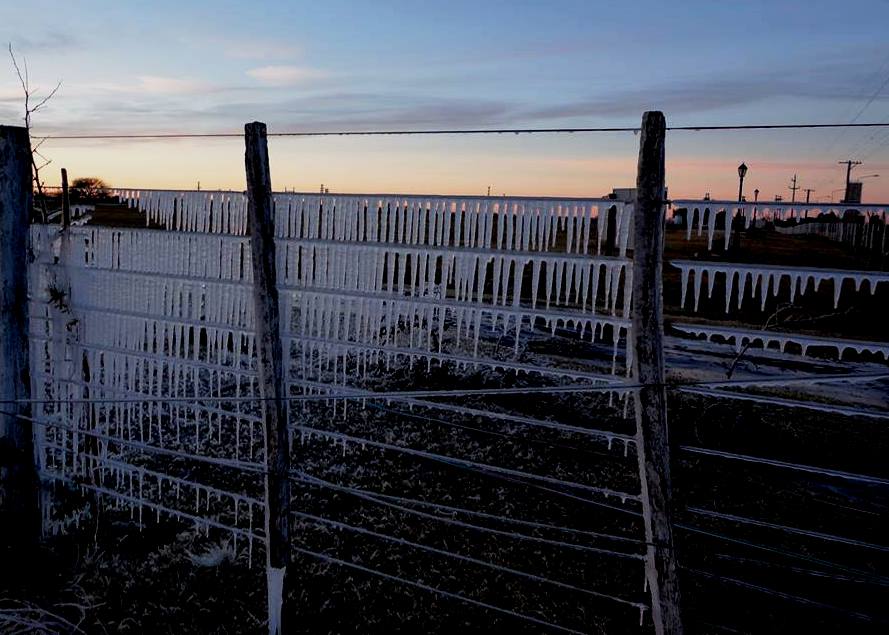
[8,43,61,222]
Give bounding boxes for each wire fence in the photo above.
[6,118,889,633]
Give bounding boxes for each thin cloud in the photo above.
[135,76,212,95]
[9,31,80,53]
[524,55,889,121]
[225,40,302,60]
[246,65,326,86]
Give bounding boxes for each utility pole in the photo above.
[788,174,799,203]
[802,188,814,219]
[838,160,861,203]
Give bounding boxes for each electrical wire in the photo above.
[32,121,889,140]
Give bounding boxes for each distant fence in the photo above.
[672,198,888,255]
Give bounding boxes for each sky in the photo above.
[3,0,889,201]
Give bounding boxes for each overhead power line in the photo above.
[32,121,889,140]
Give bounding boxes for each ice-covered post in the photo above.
[61,168,71,228]
[0,125,38,546]
[244,121,292,635]
[631,111,683,635]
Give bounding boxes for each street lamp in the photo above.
[752,188,759,224]
[737,162,748,202]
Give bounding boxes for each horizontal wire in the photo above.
[711,553,889,587]
[293,509,647,610]
[45,473,263,540]
[676,523,889,585]
[293,471,644,557]
[33,121,889,140]
[9,369,888,405]
[293,424,640,502]
[321,478,641,543]
[687,507,889,553]
[31,412,889,586]
[292,545,593,635]
[21,409,638,506]
[679,387,889,421]
[680,445,889,486]
[16,412,266,473]
[363,400,628,458]
[686,567,887,624]
[41,444,263,506]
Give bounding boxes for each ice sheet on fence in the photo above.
[671,259,889,312]
[114,189,635,256]
[671,322,889,360]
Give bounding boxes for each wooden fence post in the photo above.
[244,121,292,635]
[0,125,38,547]
[631,111,683,634]
[61,168,71,228]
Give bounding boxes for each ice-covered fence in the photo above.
[28,223,267,550]
[668,258,889,372]
[672,260,889,312]
[671,323,889,361]
[27,189,647,628]
[775,216,888,253]
[111,190,639,382]
[671,199,888,251]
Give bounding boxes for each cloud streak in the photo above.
[246,65,326,86]
[523,55,889,122]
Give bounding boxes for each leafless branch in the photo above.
[724,303,855,379]
[8,43,62,223]
[725,303,794,379]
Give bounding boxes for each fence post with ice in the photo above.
[631,111,683,635]
[245,121,292,635]
[61,167,71,229]
[0,125,38,545]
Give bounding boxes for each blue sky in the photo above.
[3,0,889,199]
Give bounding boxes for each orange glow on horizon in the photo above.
[36,139,889,204]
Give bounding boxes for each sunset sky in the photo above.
[3,0,889,201]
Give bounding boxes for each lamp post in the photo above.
[731,163,748,250]
[752,188,759,225]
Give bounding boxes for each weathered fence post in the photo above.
[631,111,683,634]
[61,167,71,228]
[244,121,292,635]
[0,125,38,546]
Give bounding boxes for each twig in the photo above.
[8,43,62,223]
